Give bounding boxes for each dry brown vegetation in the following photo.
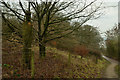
[2,41,108,78]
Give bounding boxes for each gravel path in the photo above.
[102,55,119,78]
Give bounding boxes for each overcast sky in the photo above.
[2,0,119,38]
[86,0,119,37]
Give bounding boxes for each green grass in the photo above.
[115,65,120,77]
[100,59,110,77]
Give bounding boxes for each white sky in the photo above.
[86,0,119,37]
[3,0,119,38]
[59,0,119,38]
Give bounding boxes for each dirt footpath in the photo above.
[102,55,118,78]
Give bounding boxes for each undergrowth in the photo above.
[46,46,108,78]
[115,64,120,77]
[2,46,109,78]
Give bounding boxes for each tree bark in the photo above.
[96,56,98,64]
[22,11,32,69]
[81,56,83,59]
[39,43,46,57]
[23,48,31,69]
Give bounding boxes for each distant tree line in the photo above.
[105,24,119,60]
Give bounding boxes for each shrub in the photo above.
[89,49,102,63]
[51,41,57,47]
[74,45,89,58]
[89,49,101,58]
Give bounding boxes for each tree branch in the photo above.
[45,16,92,43]
[19,0,26,14]
[41,2,57,38]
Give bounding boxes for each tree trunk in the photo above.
[68,53,71,64]
[23,48,31,69]
[81,56,83,59]
[39,43,46,57]
[31,51,34,78]
[96,56,98,64]
[22,11,32,69]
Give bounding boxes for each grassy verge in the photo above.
[46,46,110,78]
[115,65,120,77]
[3,46,110,78]
[100,59,110,77]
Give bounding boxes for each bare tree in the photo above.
[30,0,103,57]
[1,0,103,58]
[1,1,33,69]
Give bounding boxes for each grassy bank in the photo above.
[46,46,109,78]
[115,65,120,77]
[3,46,109,78]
